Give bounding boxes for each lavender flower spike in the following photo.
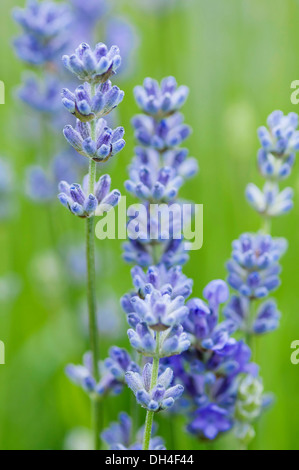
[246,111,299,220]
[125,363,184,412]
[187,404,232,440]
[184,280,235,353]
[59,38,125,450]
[62,42,121,83]
[126,289,189,331]
[226,233,287,299]
[132,113,191,150]
[58,174,121,218]
[13,0,72,65]
[246,182,294,217]
[125,75,197,268]
[62,81,124,122]
[125,146,198,203]
[63,119,125,162]
[131,264,193,299]
[66,348,139,397]
[258,111,299,157]
[127,322,190,357]
[134,77,189,118]
[124,74,196,450]
[224,295,281,335]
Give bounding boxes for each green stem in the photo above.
[151,243,161,265]
[86,207,102,450]
[91,395,102,451]
[88,158,97,194]
[246,299,255,351]
[86,111,102,449]
[262,216,272,235]
[142,332,161,450]
[86,212,99,373]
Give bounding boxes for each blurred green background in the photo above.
[0,0,299,450]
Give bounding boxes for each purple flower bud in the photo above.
[95,174,111,202]
[227,233,286,299]
[83,194,98,214]
[62,42,122,83]
[126,364,183,412]
[63,125,83,152]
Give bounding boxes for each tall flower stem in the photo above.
[91,393,102,451]
[86,110,102,449]
[58,42,125,451]
[142,332,161,450]
[87,104,99,367]
[86,211,98,370]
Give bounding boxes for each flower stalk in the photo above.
[142,332,161,450]
[86,111,101,449]
[122,77,197,450]
[86,194,102,449]
[59,42,125,450]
